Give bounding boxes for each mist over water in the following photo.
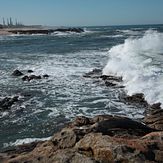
[0,25,163,150]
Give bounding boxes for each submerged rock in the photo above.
[12,70,24,76]
[0,96,19,111]
[83,68,102,78]
[22,75,42,81]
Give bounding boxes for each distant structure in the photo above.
[1,17,24,28]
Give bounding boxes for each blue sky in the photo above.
[0,0,163,26]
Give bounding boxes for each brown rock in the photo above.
[1,115,163,163]
[51,129,77,149]
[144,104,163,130]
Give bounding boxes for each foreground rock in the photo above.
[0,96,19,111]
[1,114,163,163]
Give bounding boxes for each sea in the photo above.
[0,24,163,151]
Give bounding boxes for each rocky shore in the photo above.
[0,69,163,163]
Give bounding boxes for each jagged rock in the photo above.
[75,132,163,162]
[1,115,162,163]
[100,75,122,82]
[144,103,163,130]
[12,70,24,76]
[0,96,19,111]
[123,93,148,107]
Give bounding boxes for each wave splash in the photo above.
[103,30,163,106]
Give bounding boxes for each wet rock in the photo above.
[42,74,49,78]
[27,70,34,73]
[83,69,102,78]
[12,70,24,76]
[22,75,41,81]
[144,103,163,130]
[105,81,117,87]
[124,93,148,107]
[100,75,122,82]
[0,96,19,111]
[22,75,30,81]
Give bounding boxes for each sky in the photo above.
[0,0,163,26]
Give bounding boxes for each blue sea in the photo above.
[0,25,163,150]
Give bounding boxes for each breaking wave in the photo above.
[103,30,163,106]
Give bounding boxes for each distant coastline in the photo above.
[0,26,84,36]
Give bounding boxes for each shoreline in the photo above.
[0,27,84,36]
[0,69,163,162]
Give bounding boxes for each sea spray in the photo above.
[103,30,163,106]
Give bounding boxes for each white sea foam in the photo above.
[101,34,124,38]
[3,137,51,148]
[103,30,163,106]
[117,29,142,35]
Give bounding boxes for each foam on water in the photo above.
[3,137,51,148]
[103,30,163,106]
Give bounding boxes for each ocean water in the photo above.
[0,25,163,150]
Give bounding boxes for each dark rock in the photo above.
[12,70,24,76]
[29,75,41,80]
[0,96,19,111]
[27,70,34,73]
[22,75,30,81]
[22,75,41,81]
[83,69,102,78]
[124,93,148,107]
[144,103,163,130]
[93,117,157,136]
[105,81,117,87]
[100,75,122,82]
[43,74,49,78]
